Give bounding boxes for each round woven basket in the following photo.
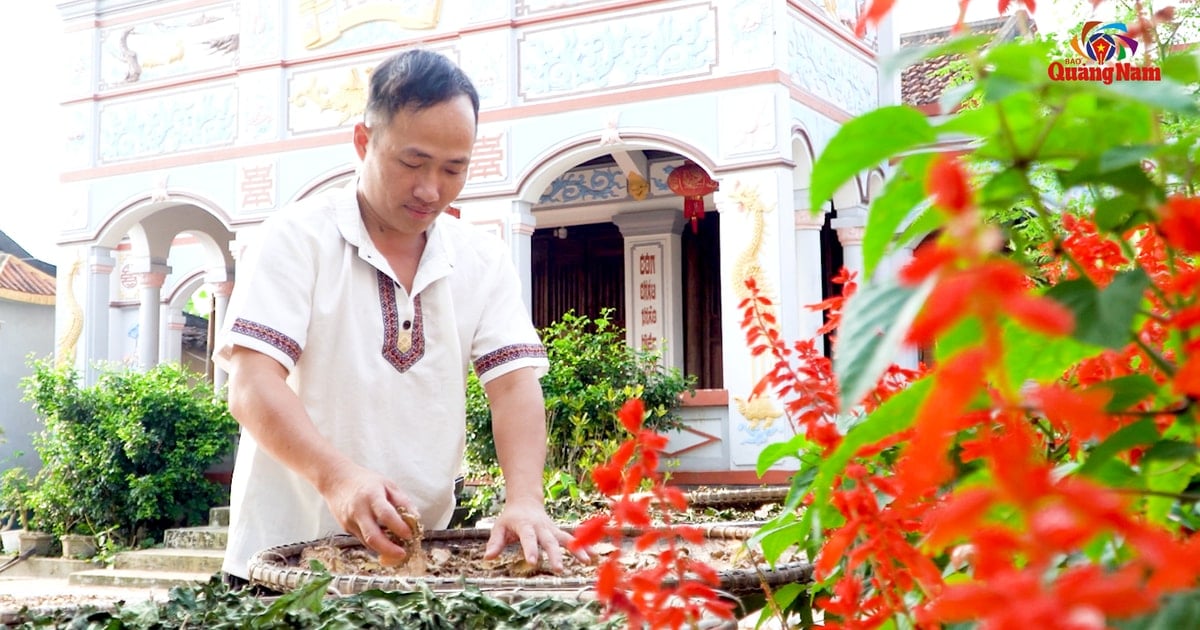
[248,524,812,600]
[685,486,791,509]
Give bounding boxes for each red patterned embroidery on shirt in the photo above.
[377,271,425,373]
[231,318,302,363]
[474,343,547,376]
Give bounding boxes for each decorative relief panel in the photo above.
[289,0,444,56]
[62,104,93,171]
[515,0,597,16]
[287,45,458,134]
[722,0,775,71]
[536,159,681,208]
[99,86,236,163]
[718,89,778,158]
[466,128,508,184]
[63,30,94,98]
[240,0,282,63]
[788,13,878,116]
[517,3,716,101]
[820,0,877,49]
[458,30,510,109]
[237,158,278,214]
[288,60,372,133]
[98,6,239,90]
[238,70,281,143]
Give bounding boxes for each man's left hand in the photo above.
[482,500,589,573]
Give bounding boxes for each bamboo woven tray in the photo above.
[247,524,812,599]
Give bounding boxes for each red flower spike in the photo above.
[595,560,621,600]
[1159,196,1200,253]
[926,154,975,215]
[1174,354,1200,397]
[618,398,646,433]
[854,0,896,37]
[591,463,623,496]
[570,515,611,551]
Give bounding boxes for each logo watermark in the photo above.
[1048,21,1161,84]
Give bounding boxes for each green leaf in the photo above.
[1094,374,1161,412]
[1094,194,1146,233]
[1077,418,1160,477]
[1142,440,1200,464]
[757,432,812,477]
[978,168,1030,206]
[1001,319,1101,385]
[1116,587,1200,630]
[810,106,936,211]
[1045,269,1151,348]
[1146,458,1197,526]
[1160,52,1200,84]
[896,206,943,250]
[862,153,932,278]
[1101,77,1200,115]
[835,275,937,411]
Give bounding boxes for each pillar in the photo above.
[509,201,536,312]
[794,189,826,340]
[210,280,235,391]
[134,259,171,371]
[161,309,185,364]
[84,247,115,385]
[612,209,686,370]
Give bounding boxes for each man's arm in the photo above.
[482,366,583,571]
[225,346,416,560]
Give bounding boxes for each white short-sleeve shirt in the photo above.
[213,183,548,578]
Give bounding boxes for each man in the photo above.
[214,48,579,583]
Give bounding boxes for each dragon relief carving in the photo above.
[728,183,785,430]
[55,256,84,367]
[291,67,370,126]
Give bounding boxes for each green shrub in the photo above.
[20,360,238,546]
[464,309,695,491]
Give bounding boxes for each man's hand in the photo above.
[319,459,420,565]
[483,500,590,573]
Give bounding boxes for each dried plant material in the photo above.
[379,507,428,575]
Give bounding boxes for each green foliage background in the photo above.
[464,309,695,490]
[20,360,238,546]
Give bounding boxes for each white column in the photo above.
[210,280,235,391]
[509,201,536,313]
[161,309,185,364]
[134,260,171,371]
[84,247,115,385]
[612,209,686,370]
[794,189,826,341]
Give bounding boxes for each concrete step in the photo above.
[69,568,216,590]
[112,548,225,574]
[164,525,228,550]
[209,506,230,527]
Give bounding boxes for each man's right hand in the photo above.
[318,459,420,564]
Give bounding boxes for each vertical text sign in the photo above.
[630,242,665,351]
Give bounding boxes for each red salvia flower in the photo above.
[926,153,975,215]
[1158,196,1200,254]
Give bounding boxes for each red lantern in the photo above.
[667,160,719,233]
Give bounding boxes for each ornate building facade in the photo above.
[53,0,913,483]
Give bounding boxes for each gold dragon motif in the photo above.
[55,256,84,367]
[728,183,784,429]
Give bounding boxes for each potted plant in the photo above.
[0,466,32,553]
[60,530,98,559]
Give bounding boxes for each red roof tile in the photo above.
[900,11,1037,111]
[0,253,56,304]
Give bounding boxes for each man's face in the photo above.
[353,95,476,236]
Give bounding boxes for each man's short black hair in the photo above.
[365,49,480,129]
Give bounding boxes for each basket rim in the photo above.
[247,523,812,597]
